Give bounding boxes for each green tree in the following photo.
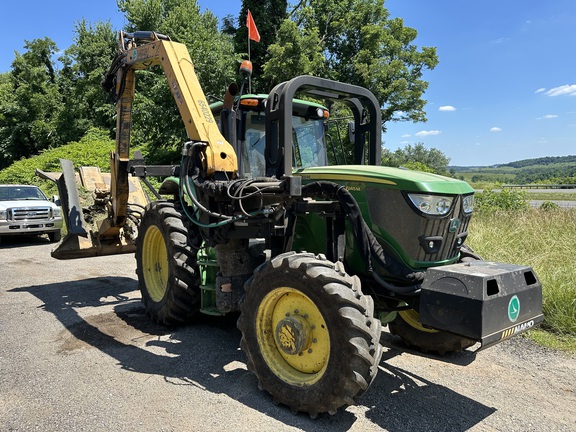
[0,38,63,168]
[0,73,12,165]
[382,143,450,175]
[262,20,324,86]
[261,0,438,125]
[58,20,118,144]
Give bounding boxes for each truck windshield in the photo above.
[244,112,327,177]
[0,186,47,201]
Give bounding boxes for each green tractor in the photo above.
[41,32,543,418]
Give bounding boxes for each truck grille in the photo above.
[9,207,51,221]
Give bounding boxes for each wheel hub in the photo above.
[274,314,313,355]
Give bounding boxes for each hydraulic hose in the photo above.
[301,181,423,294]
[178,144,270,228]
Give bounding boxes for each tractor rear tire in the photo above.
[238,252,382,417]
[136,200,201,325]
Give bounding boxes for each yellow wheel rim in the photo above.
[399,309,438,334]
[142,225,169,303]
[256,287,330,385]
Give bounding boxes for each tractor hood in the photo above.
[294,165,474,195]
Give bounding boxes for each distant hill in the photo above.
[500,155,576,169]
[450,155,576,171]
[450,155,576,184]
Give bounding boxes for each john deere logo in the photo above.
[449,218,461,232]
[508,295,520,322]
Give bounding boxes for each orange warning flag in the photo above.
[246,10,261,42]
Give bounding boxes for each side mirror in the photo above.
[348,121,355,143]
[52,195,61,206]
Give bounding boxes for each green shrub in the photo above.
[0,127,114,184]
[475,188,529,212]
[402,161,436,173]
[540,201,560,211]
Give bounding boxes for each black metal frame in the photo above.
[264,76,382,179]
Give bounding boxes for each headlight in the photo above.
[0,209,6,220]
[52,207,61,217]
[462,194,474,214]
[408,193,453,216]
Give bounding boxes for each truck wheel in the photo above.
[48,230,61,242]
[238,252,382,417]
[388,309,475,355]
[136,200,201,325]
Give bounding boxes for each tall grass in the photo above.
[468,209,576,347]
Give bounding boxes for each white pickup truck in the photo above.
[0,185,63,244]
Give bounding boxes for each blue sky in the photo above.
[2,0,574,166]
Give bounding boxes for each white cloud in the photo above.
[401,134,411,138]
[415,130,442,137]
[439,105,456,111]
[537,114,559,120]
[490,127,502,132]
[534,88,546,94]
[544,84,576,97]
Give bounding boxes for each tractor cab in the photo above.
[210,95,330,178]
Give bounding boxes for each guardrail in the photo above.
[502,184,576,189]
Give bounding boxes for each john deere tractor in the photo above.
[39,31,543,417]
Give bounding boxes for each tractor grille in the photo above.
[8,207,52,221]
[365,189,472,265]
[415,195,471,262]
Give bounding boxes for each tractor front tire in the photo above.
[388,244,482,355]
[388,309,475,355]
[136,200,200,325]
[238,252,382,417]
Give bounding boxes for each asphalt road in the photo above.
[1,236,575,431]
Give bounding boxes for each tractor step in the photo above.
[418,260,544,350]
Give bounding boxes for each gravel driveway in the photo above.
[1,236,575,431]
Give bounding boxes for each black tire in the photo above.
[388,244,481,355]
[135,200,201,325]
[48,230,61,242]
[459,243,483,262]
[238,252,382,417]
[388,310,475,355]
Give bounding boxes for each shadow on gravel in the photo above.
[12,277,495,432]
[0,234,52,248]
[362,338,495,431]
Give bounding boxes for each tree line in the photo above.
[0,0,441,171]
[500,155,576,169]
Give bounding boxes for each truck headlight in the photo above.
[408,194,453,216]
[52,207,61,217]
[462,194,474,214]
[0,210,6,220]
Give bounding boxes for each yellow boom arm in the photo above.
[103,32,238,234]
